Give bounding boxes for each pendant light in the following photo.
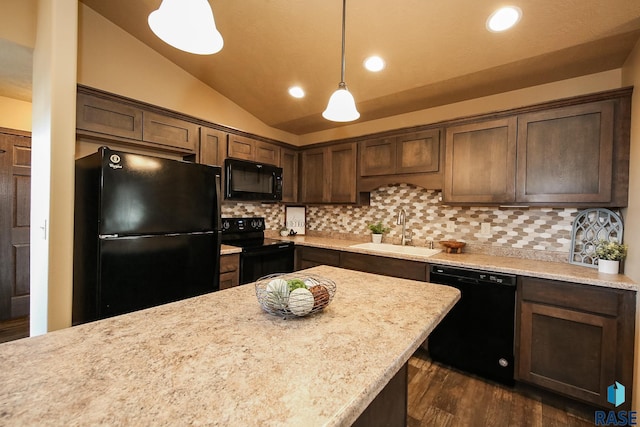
[323,0,360,122]
[148,0,224,55]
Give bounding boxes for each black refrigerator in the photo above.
[73,147,222,325]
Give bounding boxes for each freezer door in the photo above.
[95,233,220,320]
[100,149,221,235]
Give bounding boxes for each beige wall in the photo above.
[621,38,640,413]
[300,70,623,145]
[76,4,296,145]
[0,0,36,48]
[0,96,31,131]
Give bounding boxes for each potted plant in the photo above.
[368,221,390,244]
[595,240,628,274]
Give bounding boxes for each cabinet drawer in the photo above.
[519,277,619,317]
[299,247,340,266]
[341,252,426,281]
[220,254,239,273]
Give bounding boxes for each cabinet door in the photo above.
[227,134,256,161]
[329,142,357,203]
[76,93,142,140]
[396,129,440,174]
[199,127,226,167]
[444,118,517,204]
[360,137,396,176]
[516,101,614,204]
[300,147,327,203]
[142,111,198,152]
[219,254,239,290]
[517,277,635,410]
[255,141,281,166]
[281,148,299,203]
[518,301,617,407]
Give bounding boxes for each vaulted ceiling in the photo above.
[3,1,640,136]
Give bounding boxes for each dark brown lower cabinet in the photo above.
[340,252,426,281]
[516,277,635,410]
[219,254,240,290]
[295,246,341,270]
[295,246,427,281]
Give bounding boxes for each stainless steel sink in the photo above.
[349,242,441,258]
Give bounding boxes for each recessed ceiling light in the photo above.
[364,56,385,72]
[486,6,522,32]
[288,86,305,98]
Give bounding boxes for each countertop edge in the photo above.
[277,236,638,292]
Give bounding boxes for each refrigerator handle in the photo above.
[215,173,222,227]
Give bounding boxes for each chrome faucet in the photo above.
[396,208,407,245]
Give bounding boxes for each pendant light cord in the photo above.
[340,0,347,85]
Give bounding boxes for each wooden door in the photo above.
[516,101,614,204]
[227,134,256,161]
[300,147,327,203]
[328,142,357,203]
[199,127,226,167]
[396,129,440,174]
[360,137,396,176]
[281,148,298,203]
[254,141,280,166]
[0,129,31,320]
[142,111,198,152]
[444,118,517,204]
[518,301,617,407]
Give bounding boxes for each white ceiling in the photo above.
[2,1,640,136]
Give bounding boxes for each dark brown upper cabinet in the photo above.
[516,101,614,204]
[199,127,227,167]
[443,91,630,207]
[280,148,299,203]
[300,142,358,204]
[444,118,517,204]
[77,91,198,154]
[227,134,281,166]
[359,129,442,192]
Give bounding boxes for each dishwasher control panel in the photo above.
[430,265,516,286]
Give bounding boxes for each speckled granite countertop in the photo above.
[0,265,460,426]
[279,236,638,291]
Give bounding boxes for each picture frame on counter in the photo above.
[285,206,306,235]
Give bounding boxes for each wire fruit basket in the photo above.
[255,273,337,318]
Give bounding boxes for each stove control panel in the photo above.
[221,217,265,233]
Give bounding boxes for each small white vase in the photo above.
[371,234,382,244]
[598,259,620,274]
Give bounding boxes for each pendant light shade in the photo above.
[323,0,360,122]
[148,0,223,55]
[322,82,360,122]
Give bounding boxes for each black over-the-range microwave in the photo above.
[224,158,283,201]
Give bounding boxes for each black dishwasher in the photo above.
[427,264,516,385]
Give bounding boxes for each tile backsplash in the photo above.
[222,184,581,263]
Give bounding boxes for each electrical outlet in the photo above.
[446,221,455,232]
[481,222,491,235]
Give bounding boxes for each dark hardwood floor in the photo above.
[408,349,597,427]
[0,316,29,344]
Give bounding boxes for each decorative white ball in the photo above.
[266,278,290,309]
[288,288,314,316]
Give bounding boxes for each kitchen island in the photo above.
[0,265,459,426]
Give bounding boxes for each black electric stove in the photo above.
[221,217,294,284]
